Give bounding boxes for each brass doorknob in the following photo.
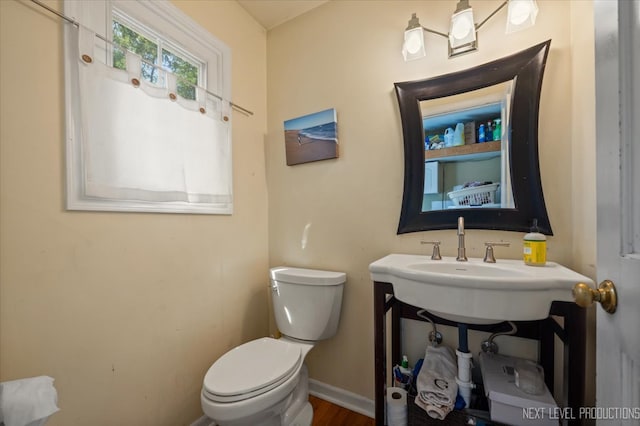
[573,280,617,314]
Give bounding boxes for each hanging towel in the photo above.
[414,345,458,419]
[421,403,450,420]
[0,376,59,426]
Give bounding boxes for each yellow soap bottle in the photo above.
[523,219,546,266]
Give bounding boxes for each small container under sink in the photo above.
[480,353,557,426]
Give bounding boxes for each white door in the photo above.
[594,0,640,423]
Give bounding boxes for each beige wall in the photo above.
[266,0,596,402]
[0,0,597,422]
[0,1,268,425]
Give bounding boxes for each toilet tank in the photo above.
[270,267,345,341]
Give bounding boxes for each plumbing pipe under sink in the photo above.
[456,352,475,407]
[456,324,475,407]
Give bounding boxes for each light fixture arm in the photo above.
[421,0,509,40]
[475,0,508,31]
[406,12,449,40]
[421,26,449,39]
[402,0,539,62]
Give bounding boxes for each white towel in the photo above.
[414,346,458,419]
[414,398,451,420]
[0,376,59,426]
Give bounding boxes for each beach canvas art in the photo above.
[284,108,338,166]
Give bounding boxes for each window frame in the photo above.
[63,0,233,215]
[110,8,206,100]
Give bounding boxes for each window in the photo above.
[111,12,202,100]
[63,0,232,214]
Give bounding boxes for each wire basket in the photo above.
[448,183,499,207]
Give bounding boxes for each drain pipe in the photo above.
[456,324,475,407]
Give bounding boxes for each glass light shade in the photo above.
[402,27,426,61]
[506,0,539,34]
[449,7,476,49]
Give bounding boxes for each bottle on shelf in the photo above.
[493,118,502,141]
[486,121,493,141]
[478,124,486,143]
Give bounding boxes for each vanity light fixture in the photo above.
[402,0,539,60]
[449,0,477,55]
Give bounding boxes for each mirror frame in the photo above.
[395,40,553,235]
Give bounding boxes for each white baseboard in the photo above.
[191,380,375,424]
[190,415,215,426]
[308,379,375,419]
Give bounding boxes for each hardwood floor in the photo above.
[309,395,374,426]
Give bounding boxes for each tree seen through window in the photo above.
[112,20,199,100]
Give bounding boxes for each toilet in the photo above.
[201,266,346,426]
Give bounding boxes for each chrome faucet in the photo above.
[456,216,468,261]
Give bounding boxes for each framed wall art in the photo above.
[284,108,338,166]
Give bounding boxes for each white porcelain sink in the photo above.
[369,254,594,324]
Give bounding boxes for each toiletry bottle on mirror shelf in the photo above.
[493,119,501,141]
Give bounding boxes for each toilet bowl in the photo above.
[201,267,345,426]
[201,337,314,426]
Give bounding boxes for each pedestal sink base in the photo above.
[373,280,588,426]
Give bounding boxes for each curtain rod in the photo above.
[29,0,254,116]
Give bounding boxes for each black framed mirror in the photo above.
[395,40,552,235]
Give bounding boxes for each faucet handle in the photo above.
[483,242,510,263]
[421,241,442,260]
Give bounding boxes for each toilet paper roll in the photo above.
[0,376,59,426]
[386,386,407,426]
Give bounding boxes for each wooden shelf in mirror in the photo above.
[425,140,501,162]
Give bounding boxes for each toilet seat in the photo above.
[203,337,302,403]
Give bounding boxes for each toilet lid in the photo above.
[203,337,301,401]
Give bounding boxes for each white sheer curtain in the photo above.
[72,26,232,212]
